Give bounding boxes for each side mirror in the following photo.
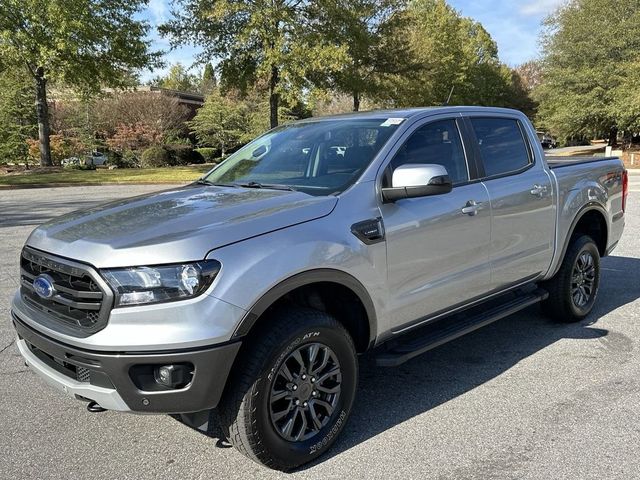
[382,164,452,203]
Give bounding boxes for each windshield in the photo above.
[202,118,403,196]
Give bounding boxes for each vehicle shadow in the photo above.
[176,254,640,470]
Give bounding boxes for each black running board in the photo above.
[375,288,549,367]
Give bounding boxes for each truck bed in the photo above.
[545,156,618,169]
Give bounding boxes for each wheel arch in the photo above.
[231,269,377,353]
[558,204,609,267]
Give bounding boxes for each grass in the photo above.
[0,165,214,187]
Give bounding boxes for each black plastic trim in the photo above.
[13,312,241,413]
[382,275,541,340]
[351,218,385,245]
[232,269,378,349]
[376,287,549,367]
[547,156,618,169]
[553,203,609,271]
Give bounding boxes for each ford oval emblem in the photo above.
[33,274,56,299]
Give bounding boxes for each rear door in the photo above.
[465,115,554,290]
[380,116,493,331]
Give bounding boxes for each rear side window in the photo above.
[470,118,531,177]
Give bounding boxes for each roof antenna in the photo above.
[443,86,455,106]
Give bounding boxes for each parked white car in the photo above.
[87,152,108,166]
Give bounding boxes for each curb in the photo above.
[0,181,190,190]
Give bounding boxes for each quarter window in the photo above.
[390,119,469,185]
[470,118,531,177]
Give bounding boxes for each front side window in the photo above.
[203,119,401,196]
[470,118,531,177]
[390,119,469,185]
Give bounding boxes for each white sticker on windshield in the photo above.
[380,118,405,127]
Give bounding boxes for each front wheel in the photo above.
[541,235,600,322]
[218,308,358,471]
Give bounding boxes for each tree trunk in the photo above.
[608,127,618,147]
[353,91,360,112]
[269,65,279,129]
[35,67,52,167]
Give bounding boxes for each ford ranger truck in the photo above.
[11,107,627,470]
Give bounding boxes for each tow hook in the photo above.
[87,401,107,413]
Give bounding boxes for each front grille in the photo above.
[20,247,113,335]
[76,366,91,382]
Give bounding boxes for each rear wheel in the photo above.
[219,307,358,471]
[542,235,600,322]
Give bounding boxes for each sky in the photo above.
[140,0,566,81]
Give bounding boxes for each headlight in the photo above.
[101,260,221,307]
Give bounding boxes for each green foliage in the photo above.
[201,63,217,95]
[312,0,414,110]
[392,0,523,108]
[533,0,640,142]
[189,88,269,156]
[166,145,206,165]
[141,144,205,167]
[0,70,36,164]
[0,0,161,165]
[141,145,173,168]
[151,63,201,93]
[0,0,161,94]
[64,163,96,171]
[106,150,139,169]
[0,0,158,92]
[195,147,220,163]
[160,0,348,127]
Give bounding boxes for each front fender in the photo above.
[205,211,388,346]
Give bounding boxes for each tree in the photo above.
[313,0,413,111]
[0,0,161,166]
[201,63,217,95]
[93,91,190,144]
[392,0,526,109]
[515,60,544,92]
[160,0,346,128]
[0,69,36,166]
[189,88,269,156]
[534,0,640,144]
[151,63,200,92]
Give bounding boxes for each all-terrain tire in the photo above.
[218,307,358,471]
[541,235,600,322]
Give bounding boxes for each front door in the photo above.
[381,118,493,331]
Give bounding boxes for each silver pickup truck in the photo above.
[11,107,627,470]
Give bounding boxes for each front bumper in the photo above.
[12,311,241,413]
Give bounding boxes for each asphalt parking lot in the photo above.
[1,177,640,480]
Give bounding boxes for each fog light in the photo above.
[154,364,190,389]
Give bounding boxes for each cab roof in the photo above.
[297,106,524,123]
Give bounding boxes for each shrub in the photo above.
[165,144,205,165]
[141,145,172,167]
[27,134,87,165]
[108,150,140,168]
[195,147,220,164]
[63,163,96,171]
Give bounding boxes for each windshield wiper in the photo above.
[236,181,297,191]
[195,179,239,188]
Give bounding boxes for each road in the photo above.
[1,179,640,480]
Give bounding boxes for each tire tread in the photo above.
[218,307,354,470]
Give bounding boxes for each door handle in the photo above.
[530,184,548,197]
[461,200,483,216]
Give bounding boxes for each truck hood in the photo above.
[26,185,338,268]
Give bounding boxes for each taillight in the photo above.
[622,169,629,213]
